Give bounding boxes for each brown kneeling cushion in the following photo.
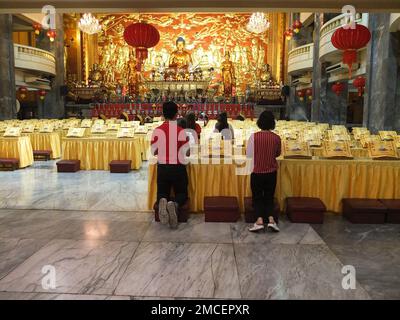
[154,199,189,223]
[342,198,386,224]
[204,196,240,222]
[109,160,131,173]
[56,160,80,172]
[285,197,326,224]
[379,199,400,224]
[0,158,19,171]
[244,197,280,223]
[33,150,51,160]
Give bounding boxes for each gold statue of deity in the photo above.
[221,52,236,96]
[169,37,193,71]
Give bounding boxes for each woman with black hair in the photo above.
[247,110,281,233]
[214,112,234,140]
[185,111,202,139]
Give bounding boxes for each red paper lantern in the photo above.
[123,22,160,70]
[33,23,41,35]
[296,90,305,101]
[38,90,47,100]
[306,88,312,100]
[19,86,28,99]
[353,76,366,96]
[293,20,303,33]
[331,23,371,78]
[332,82,345,96]
[284,29,294,40]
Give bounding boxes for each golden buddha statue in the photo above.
[169,37,193,72]
[221,52,236,97]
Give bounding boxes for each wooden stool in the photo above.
[342,199,386,224]
[33,150,51,161]
[379,199,400,224]
[154,199,189,223]
[244,197,280,223]
[109,160,131,173]
[56,160,80,172]
[285,197,326,224]
[204,196,239,222]
[0,158,19,171]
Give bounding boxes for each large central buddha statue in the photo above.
[169,37,193,71]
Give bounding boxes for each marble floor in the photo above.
[0,162,399,299]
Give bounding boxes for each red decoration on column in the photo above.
[33,23,41,35]
[284,29,294,40]
[332,82,345,96]
[293,20,303,33]
[353,76,366,96]
[123,22,160,71]
[331,23,371,78]
[38,90,47,101]
[296,90,305,101]
[46,30,56,42]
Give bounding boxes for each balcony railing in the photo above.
[319,13,365,61]
[14,44,56,76]
[288,43,314,74]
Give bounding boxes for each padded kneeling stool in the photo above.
[0,158,19,171]
[204,196,239,222]
[244,197,280,223]
[33,150,51,161]
[154,199,189,223]
[342,199,386,224]
[379,199,400,224]
[56,160,80,172]
[110,160,131,173]
[286,197,326,224]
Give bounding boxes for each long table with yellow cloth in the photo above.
[62,137,143,170]
[22,132,61,159]
[147,157,400,213]
[0,136,34,168]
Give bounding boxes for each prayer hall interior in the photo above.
[0,0,399,301]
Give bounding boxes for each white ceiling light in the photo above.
[79,13,102,34]
[247,12,270,34]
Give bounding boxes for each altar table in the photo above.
[0,136,34,168]
[147,157,400,213]
[23,132,61,159]
[62,137,143,170]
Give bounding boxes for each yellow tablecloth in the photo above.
[23,132,61,159]
[62,137,143,170]
[0,136,34,168]
[147,157,400,213]
[135,134,151,161]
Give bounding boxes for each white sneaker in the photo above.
[167,201,178,229]
[248,223,265,232]
[158,198,169,225]
[267,223,280,232]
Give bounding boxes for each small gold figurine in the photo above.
[221,52,236,97]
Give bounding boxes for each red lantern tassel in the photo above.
[343,50,357,79]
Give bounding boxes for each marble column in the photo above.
[0,14,17,120]
[43,13,65,118]
[311,13,323,122]
[364,13,400,132]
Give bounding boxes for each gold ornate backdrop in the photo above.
[92,13,286,95]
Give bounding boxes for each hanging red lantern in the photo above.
[19,86,28,99]
[293,20,303,33]
[38,90,47,101]
[123,22,160,71]
[353,76,366,96]
[296,89,305,101]
[33,23,41,35]
[331,23,371,78]
[306,88,312,100]
[332,82,345,96]
[47,30,56,42]
[284,29,294,40]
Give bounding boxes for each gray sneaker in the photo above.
[167,201,178,229]
[158,198,169,225]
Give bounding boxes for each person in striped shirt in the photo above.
[246,111,281,232]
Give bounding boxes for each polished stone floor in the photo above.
[0,161,399,300]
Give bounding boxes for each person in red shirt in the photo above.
[246,111,281,233]
[151,101,190,228]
